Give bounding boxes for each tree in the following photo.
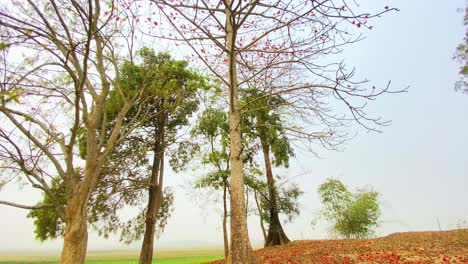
[26,49,205,261]
[246,174,303,245]
[454,5,468,93]
[0,1,143,263]
[107,48,207,264]
[241,88,296,246]
[318,178,381,238]
[192,107,231,258]
[139,1,398,261]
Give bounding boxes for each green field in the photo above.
[0,248,223,264]
[0,258,220,264]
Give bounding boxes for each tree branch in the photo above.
[0,200,54,210]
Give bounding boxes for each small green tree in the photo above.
[191,107,230,258]
[246,174,303,244]
[241,88,296,246]
[318,178,381,238]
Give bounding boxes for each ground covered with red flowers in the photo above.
[209,229,468,263]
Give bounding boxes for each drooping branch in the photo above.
[0,200,54,210]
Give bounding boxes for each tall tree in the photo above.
[192,107,231,257]
[191,105,271,257]
[110,48,207,264]
[143,1,398,262]
[241,89,295,246]
[0,1,143,263]
[25,49,206,261]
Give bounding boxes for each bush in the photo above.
[318,178,381,238]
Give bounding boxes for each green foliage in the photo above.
[277,183,303,222]
[191,107,230,190]
[77,127,87,160]
[318,178,381,238]
[454,6,468,93]
[241,88,294,167]
[87,139,149,240]
[194,170,229,191]
[0,88,23,104]
[0,41,10,50]
[318,178,351,215]
[27,179,66,241]
[168,140,200,172]
[246,174,303,224]
[107,47,208,130]
[240,88,301,228]
[118,187,175,244]
[89,48,205,242]
[27,48,206,242]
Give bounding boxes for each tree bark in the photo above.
[225,3,256,263]
[223,181,229,258]
[60,193,88,264]
[139,110,166,264]
[60,126,102,264]
[260,136,290,247]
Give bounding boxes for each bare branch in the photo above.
[0,200,54,210]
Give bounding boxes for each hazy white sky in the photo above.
[0,0,467,252]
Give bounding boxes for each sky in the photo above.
[0,0,467,252]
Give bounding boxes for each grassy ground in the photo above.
[0,260,221,264]
[0,248,223,264]
[4,230,467,264]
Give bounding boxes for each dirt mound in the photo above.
[209,229,468,263]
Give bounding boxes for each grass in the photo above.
[0,248,223,264]
[87,256,222,264]
[0,257,223,264]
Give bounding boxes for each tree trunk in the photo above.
[223,180,229,258]
[60,194,88,264]
[225,3,256,263]
[139,111,166,264]
[260,137,290,247]
[254,190,267,243]
[61,135,101,264]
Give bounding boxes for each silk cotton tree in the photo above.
[0,1,145,263]
[144,1,397,262]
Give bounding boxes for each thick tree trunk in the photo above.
[225,3,256,263]
[60,137,101,264]
[223,181,229,258]
[227,107,255,263]
[260,137,290,247]
[60,194,88,264]
[139,112,166,264]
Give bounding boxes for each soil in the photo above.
[209,229,468,263]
